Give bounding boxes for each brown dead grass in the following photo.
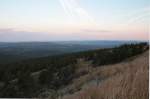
[62,51,149,99]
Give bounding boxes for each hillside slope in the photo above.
[61,51,149,99]
[0,43,148,98]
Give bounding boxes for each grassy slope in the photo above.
[61,51,149,99]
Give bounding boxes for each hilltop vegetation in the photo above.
[0,42,148,98]
[62,50,149,99]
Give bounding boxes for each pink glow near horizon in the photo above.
[0,0,149,41]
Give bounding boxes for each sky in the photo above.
[0,0,149,41]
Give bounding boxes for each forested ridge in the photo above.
[0,42,148,98]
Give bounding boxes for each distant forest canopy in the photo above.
[0,40,147,65]
[0,42,149,98]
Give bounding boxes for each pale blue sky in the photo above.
[0,0,149,41]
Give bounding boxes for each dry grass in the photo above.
[62,51,149,99]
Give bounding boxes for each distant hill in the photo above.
[0,40,142,64]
